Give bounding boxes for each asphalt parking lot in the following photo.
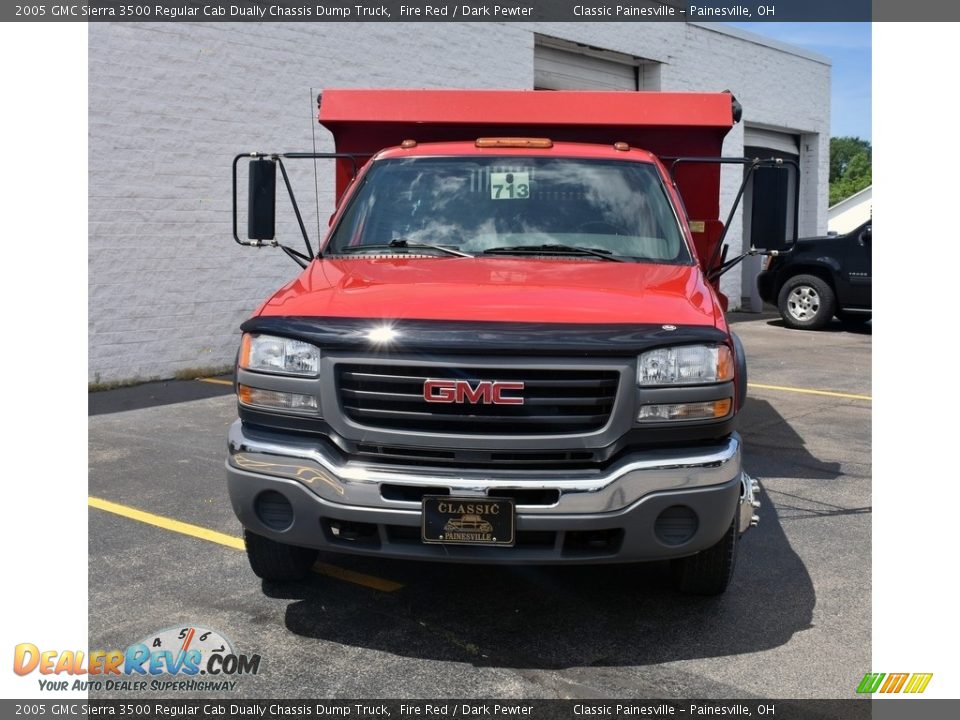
[88,313,871,699]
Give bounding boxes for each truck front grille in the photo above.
[336,364,619,435]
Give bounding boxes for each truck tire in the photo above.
[777,274,836,330]
[671,514,738,595]
[244,529,318,581]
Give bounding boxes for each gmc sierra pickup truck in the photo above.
[226,90,762,595]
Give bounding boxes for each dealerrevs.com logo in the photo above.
[13,626,261,692]
[856,672,933,694]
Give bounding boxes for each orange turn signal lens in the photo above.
[239,333,252,369]
[717,345,735,382]
[237,384,253,405]
[712,398,733,417]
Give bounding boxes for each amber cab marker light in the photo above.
[475,137,553,149]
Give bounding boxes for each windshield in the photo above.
[326,156,691,263]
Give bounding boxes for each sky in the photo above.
[727,22,872,142]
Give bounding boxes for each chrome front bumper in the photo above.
[226,421,752,563]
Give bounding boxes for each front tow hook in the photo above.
[739,472,760,533]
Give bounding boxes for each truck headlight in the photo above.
[637,344,734,386]
[240,333,320,377]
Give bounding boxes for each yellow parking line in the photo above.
[313,562,404,593]
[89,496,244,550]
[88,496,403,593]
[748,382,871,401]
[197,377,233,386]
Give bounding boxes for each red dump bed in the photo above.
[317,89,736,249]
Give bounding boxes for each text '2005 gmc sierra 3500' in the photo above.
[226,89,774,595]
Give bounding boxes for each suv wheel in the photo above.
[778,274,836,330]
[244,529,318,581]
[671,513,739,596]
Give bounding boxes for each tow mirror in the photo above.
[247,158,276,240]
[232,151,360,266]
[748,164,794,253]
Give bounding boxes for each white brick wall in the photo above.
[89,22,829,383]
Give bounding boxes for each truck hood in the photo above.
[256,257,723,328]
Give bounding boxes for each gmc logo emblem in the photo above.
[423,379,525,405]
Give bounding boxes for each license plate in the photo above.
[421,496,515,546]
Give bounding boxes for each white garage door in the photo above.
[534,44,638,91]
[744,126,800,156]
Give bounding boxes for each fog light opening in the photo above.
[254,490,294,532]
[654,505,699,546]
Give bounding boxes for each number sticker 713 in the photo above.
[490,171,530,200]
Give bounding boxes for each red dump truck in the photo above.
[226,89,769,595]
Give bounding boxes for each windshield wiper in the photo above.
[336,239,473,258]
[482,244,627,262]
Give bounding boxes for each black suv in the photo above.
[757,220,872,330]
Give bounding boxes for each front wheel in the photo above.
[671,514,739,595]
[244,529,318,581]
[777,274,836,330]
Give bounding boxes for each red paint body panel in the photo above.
[319,89,734,131]
[257,257,726,331]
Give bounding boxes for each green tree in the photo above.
[829,136,871,205]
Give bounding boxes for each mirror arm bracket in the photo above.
[275,157,314,259]
[232,152,365,263]
[665,155,801,276]
[280,244,310,269]
[706,246,785,282]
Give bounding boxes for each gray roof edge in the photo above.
[688,22,833,66]
[828,184,872,211]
